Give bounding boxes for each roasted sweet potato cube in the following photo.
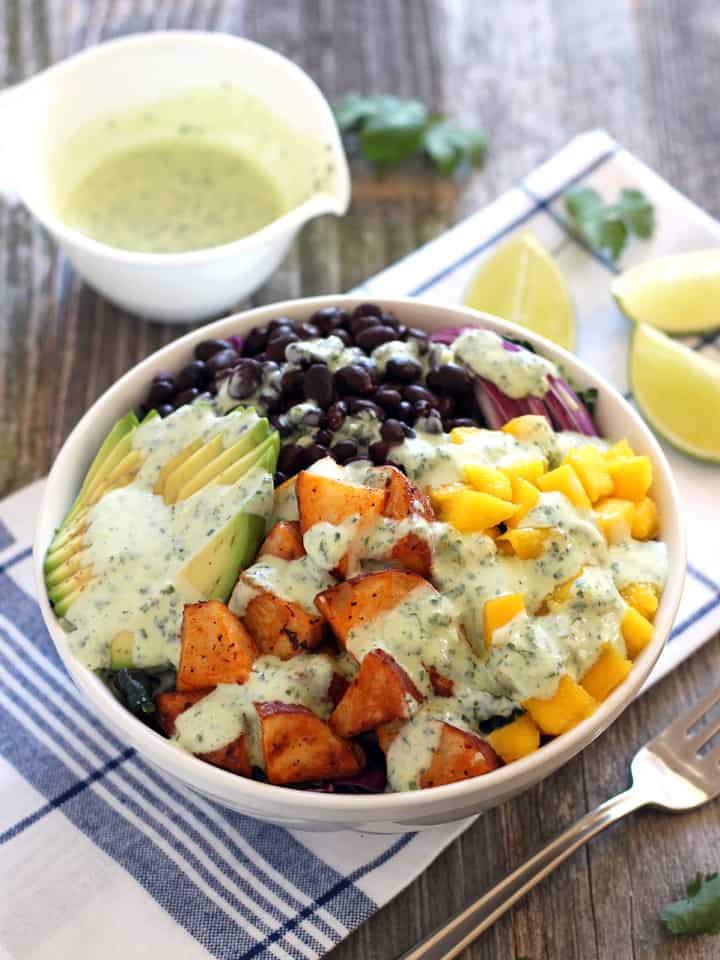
[329,649,423,738]
[155,690,213,736]
[296,470,387,576]
[177,600,258,691]
[376,719,405,754]
[428,665,454,697]
[154,690,251,776]
[419,722,499,788]
[256,701,365,785]
[259,521,305,561]
[372,465,434,575]
[315,570,430,647]
[242,590,326,659]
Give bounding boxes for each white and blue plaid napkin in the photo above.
[1,129,718,960]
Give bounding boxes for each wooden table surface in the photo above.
[1,1,718,957]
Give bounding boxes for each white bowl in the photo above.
[34,296,686,833]
[0,32,350,322]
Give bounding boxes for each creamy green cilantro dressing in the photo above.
[229,554,336,616]
[173,654,335,765]
[451,329,557,398]
[608,539,668,589]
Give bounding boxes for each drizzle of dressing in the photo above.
[451,329,557,398]
[229,554,336,616]
[608,539,668,589]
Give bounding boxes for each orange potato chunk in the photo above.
[155,690,251,776]
[177,600,258,691]
[259,520,305,561]
[329,649,423,738]
[242,589,326,660]
[372,465,434,576]
[419,722,499,788]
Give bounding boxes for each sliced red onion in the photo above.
[474,377,531,429]
[526,395,552,422]
[310,766,387,794]
[546,374,597,436]
[228,334,244,355]
[501,339,522,352]
[429,325,474,345]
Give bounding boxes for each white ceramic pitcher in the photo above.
[0,32,351,323]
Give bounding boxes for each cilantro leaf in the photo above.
[618,187,655,238]
[563,185,654,262]
[333,93,487,175]
[660,872,720,935]
[564,186,604,223]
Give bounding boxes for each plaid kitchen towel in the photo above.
[1,129,719,960]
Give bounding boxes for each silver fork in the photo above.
[399,685,720,960]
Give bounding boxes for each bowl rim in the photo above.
[34,294,686,817]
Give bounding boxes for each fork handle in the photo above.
[398,786,648,960]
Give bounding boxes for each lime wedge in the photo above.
[613,250,720,334]
[463,232,575,350]
[630,323,720,462]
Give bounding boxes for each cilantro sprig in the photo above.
[333,93,487,174]
[660,872,720,936]
[563,185,655,262]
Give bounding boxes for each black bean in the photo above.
[335,364,374,395]
[368,440,390,464]
[176,360,210,391]
[227,358,262,399]
[147,379,176,405]
[281,367,305,398]
[347,398,385,420]
[269,414,293,438]
[435,394,455,418]
[426,363,472,396]
[407,328,430,352]
[446,417,478,430]
[243,325,269,355]
[206,348,240,374]
[156,403,175,418]
[304,364,334,408]
[350,314,384,336]
[401,423,416,438]
[351,302,383,319]
[355,325,398,353]
[194,338,232,361]
[330,439,358,464]
[396,400,414,424]
[315,428,334,447]
[174,387,200,407]
[404,384,437,405]
[278,444,305,475]
[302,443,329,467]
[326,400,348,431]
[269,316,295,332]
[297,323,320,340]
[385,357,423,383]
[380,419,406,445]
[274,471,288,486]
[379,312,399,329]
[333,328,353,346]
[310,306,348,334]
[413,399,433,419]
[152,370,174,383]
[266,333,299,363]
[375,386,403,411]
[394,325,408,340]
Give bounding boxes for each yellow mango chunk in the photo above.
[524,675,598,735]
[462,465,513,500]
[428,483,467,509]
[581,643,632,701]
[620,582,659,622]
[631,496,659,540]
[622,606,654,658]
[483,592,525,647]
[607,455,653,501]
[499,460,546,484]
[450,426,483,444]
[501,414,549,442]
[606,438,634,460]
[506,476,540,527]
[546,568,583,609]
[489,713,541,763]
[434,488,518,533]
[594,496,635,545]
[536,464,592,509]
[563,446,613,503]
[499,527,550,560]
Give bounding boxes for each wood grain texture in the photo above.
[0,2,718,958]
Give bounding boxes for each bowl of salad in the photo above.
[34,296,685,833]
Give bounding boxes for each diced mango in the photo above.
[483,592,525,647]
[494,535,515,557]
[536,464,592,509]
[606,438,634,460]
[622,606,654,658]
[428,483,467,509]
[607,456,653,502]
[506,476,540,527]
[462,465,513,500]
[524,675,598,735]
[489,713,541,763]
[620,582,659,622]
[581,643,632,701]
[433,488,519,533]
[594,496,635,545]
[499,460,546,484]
[546,569,583,609]
[450,427,482,444]
[631,496,659,540]
[501,415,549,442]
[498,527,550,560]
[563,446,613,503]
